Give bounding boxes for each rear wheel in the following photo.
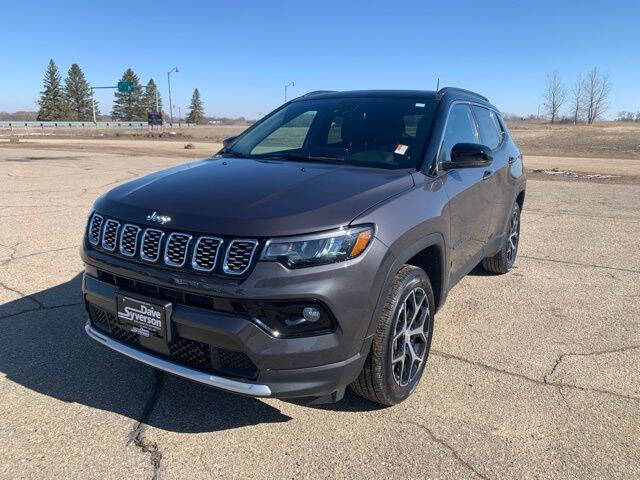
[350,265,435,406]
[482,202,520,274]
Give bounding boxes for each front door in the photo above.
[440,103,494,285]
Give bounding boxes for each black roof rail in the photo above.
[302,90,337,97]
[436,87,488,102]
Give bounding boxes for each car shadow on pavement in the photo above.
[0,273,292,433]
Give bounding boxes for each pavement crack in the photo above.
[0,278,44,309]
[0,301,84,320]
[401,420,490,479]
[128,370,165,480]
[544,345,640,384]
[432,350,639,402]
[519,255,640,274]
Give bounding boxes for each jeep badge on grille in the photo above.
[146,211,172,225]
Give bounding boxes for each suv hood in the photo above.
[94,157,414,237]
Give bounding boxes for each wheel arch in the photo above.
[365,232,447,339]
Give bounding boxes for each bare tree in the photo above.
[543,70,567,123]
[569,73,585,124]
[583,67,612,124]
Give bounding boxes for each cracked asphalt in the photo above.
[0,143,638,479]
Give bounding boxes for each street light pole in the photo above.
[284,81,294,103]
[167,67,178,125]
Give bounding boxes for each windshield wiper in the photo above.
[256,152,345,164]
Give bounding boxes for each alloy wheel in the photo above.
[391,287,430,387]
[506,207,520,264]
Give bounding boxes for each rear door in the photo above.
[471,105,510,243]
[440,103,493,284]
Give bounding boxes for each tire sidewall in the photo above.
[381,269,435,404]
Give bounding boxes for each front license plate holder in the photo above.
[116,294,173,342]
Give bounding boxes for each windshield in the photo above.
[227,97,437,170]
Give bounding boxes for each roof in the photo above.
[291,90,439,100]
[292,88,492,107]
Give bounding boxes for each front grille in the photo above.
[101,219,120,251]
[88,214,103,246]
[87,214,261,277]
[218,349,258,378]
[119,224,140,257]
[88,303,257,379]
[164,233,192,267]
[140,229,164,262]
[192,236,222,272]
[223,240,258,275]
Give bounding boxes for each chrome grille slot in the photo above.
[192,236,223,272]
[101,219,120,251]
[164,232,192,267]
[119,224,140,257]
[140,229,164,262]
[88,214,103,246]
[223,240,258,275]
[88,214,261,277]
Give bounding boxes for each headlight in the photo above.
[260,225,374,269]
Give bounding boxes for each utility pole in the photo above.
[284,81,294,103]
[167,67,178,125]
[177,106,182,127]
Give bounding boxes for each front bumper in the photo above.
[81,237,392,402]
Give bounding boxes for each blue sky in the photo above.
[1,0,638,119]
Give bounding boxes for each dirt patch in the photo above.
[526,168,640,185]
[3,155,85,162]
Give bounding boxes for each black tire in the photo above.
[482,202,521,274]
[350,265,435,406]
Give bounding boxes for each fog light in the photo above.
[303,307,321,323]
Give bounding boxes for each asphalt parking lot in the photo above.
[0,145,638,479]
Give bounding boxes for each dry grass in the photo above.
[3,120,640,162]
[508,120,640,160]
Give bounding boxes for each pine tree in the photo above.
[186,88,205,124]
[37,59,71,120]
[143,78,163,114]
[111,68,145,121]
[64,63,95,121]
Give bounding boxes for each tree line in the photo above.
[543,68,612,124]
[37,59,206,124]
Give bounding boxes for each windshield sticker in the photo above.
[394,144,409,155]
[415,102,425,107]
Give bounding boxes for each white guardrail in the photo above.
[0,121,198,130]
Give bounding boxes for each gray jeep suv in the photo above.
[81,88,525,406]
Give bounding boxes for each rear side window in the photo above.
[472,106,502,149]
[438,104,479,162]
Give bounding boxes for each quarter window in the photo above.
[472,106,501,150]
[438,104,479,163]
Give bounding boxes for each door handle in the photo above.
[482,170,493,181]
[508,154,521,165]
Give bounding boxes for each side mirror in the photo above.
[442,143,493,170]
[222,135,238,149]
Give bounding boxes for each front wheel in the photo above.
[350,265,435,406]
[482,202,521,274]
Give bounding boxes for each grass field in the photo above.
[3,120,640,160]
